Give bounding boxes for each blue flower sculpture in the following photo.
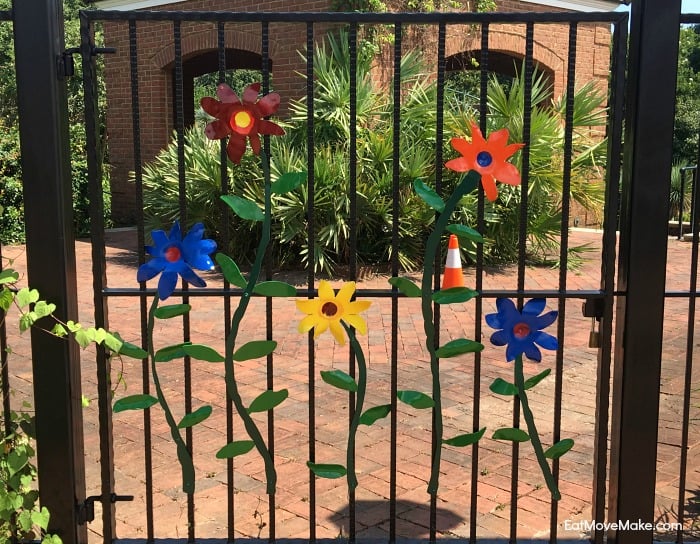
[137,221,216,300]
[485,298,558,362]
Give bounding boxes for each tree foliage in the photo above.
[674,25,700,165]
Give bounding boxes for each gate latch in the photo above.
[582,298,605,348]
[59,45,116,79]
[77,493,134,525]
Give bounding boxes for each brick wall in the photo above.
[101,0,611,224]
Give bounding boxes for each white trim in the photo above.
[518,0,620,11]
[94,0,187,10]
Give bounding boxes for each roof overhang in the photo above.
[93,0,622,11]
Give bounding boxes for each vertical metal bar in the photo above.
[82,9,117,540]
[260,20,276,543]
[608,2,681,543]
[679,171,686,240]
[0,240,8,439]
[348,21,358,544]
[592,15,627,544]
[306,21,317,542]
[550,21,577,543]
[12,1,86,540]
[173,20,196,540]
[471,23,489,543]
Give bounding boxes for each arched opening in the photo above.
[171,48,271,127]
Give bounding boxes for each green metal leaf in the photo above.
[432,287,479,304]
[489,378,517,396]
[271,171,307,194]
[253,281,297,297]
[154,304,191,319]
[492,427,530,442]
[178,405,213,428]
[113,394,159,413]
[524,368,552,390]
[446,224,484,244]
[414,179,445,212]
[233,340,277,361]
[388,276,422,297]
[154,343,190,362]
[221,194,264,222]
[216,440,255,459]
[435,338,484,358]
[544,438,575,459]
[182,343,225,362]
[443,427,487,447]
[360,404,392,426]
[215,253,247,288]
[248,389,289,413]
[320,369,358,392]
[307,462,347,479]
[397,390,435,409]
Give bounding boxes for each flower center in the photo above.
[230,110,254,133]
[476,150,493,167]
[513,322,530,339]
[164,246,181,263]
[321,302,338,317]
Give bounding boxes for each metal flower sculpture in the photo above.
[137,221,216,300]
[445,121,524,201]
[486,297,573,500]
[200,82,285,164]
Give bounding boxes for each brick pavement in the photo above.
[3,228,700,542]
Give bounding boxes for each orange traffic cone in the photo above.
[442,234,465,289]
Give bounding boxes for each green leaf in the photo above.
[489,378,518,396]
[446,224,484,244]
[42,535,62,544]
[178,405,213,428]
[0,287,13,311]
[253,281,297,297]
[248,389,289,413]
[221,194,264,222]
[81,395,91,408]
[388,276,422,297]
[320,369,358,392]
[492,427,530,442]
[271,171,307,194]
[66,320,81,333]
[19,313,34,332]
[117,341,148,360]
[544,438,575,459]
[33,300,56,319]
[155,304,191,319]
[216,440,255,459]
[74,327,94,348]
[154,343,190,362]
[397,390,435,409]
[0,268,18,284]
[7,449,28,476]
[52,323,68,337]
[435,338,484,358]
[414,179,445,212]
[524,368,552,390]
[93,327,107,345]
[182,343,225,362]
[443,427,487,447]
[31,506,51,530]
[18,510,32,532]
[233,340,277,361]
[216,253,247,288]
[103,332,122,353]
[113,394,159,412]
[432,287,479,304]
[306,462,347,479]
[359,404,392,426]
[16,288,39,308]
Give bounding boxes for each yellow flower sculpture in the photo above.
[296,280,371,345]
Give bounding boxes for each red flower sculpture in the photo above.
[445,121,524,201]
[200,82,285,164]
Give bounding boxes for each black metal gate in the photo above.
[3,1,692,543]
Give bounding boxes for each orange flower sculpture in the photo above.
[200,82,285,164]
[445,121,524,201]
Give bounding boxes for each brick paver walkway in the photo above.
[4,228,700,542]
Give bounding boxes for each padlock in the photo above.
[588,316,600,348]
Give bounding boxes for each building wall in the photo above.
[101,0,610,224]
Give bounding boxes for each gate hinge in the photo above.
[581,297,605,320]
[59,45,116,80]
[77,493,134,524]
